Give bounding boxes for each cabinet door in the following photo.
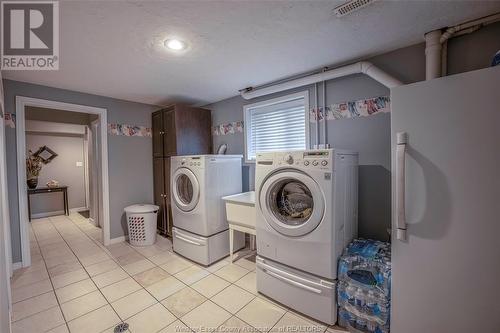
[152,111,163,157]
[163,158,171,201]
[163,108,177,157]
[165,202,173,237]
[153,158,166,233]
[176,106,212,155]
[163,158,172,236]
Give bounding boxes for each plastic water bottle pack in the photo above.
[338,239,391,295]
[337,281,390,323]
[337,239,391,333]
[339,307,389,333]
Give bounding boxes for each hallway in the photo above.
[10,214,337,333]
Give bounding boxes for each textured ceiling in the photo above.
[3,1,500,106]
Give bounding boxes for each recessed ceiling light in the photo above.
[164,39,187,51]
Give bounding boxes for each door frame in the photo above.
[0,93,11,277]
[83,125,90,212]
[89,119,102,227]
[16,96,111,267]
[0,77,12,332]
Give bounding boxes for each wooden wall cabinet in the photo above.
[152,105,212,236]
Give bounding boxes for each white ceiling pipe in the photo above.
[425,30,443,80]
[426,12,500,79]
[440,12,500,44]
[322,79,327,148]
[314,83,319,148]
[240,61,403,100]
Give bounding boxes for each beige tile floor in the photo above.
[10,214,346,333]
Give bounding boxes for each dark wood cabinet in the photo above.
[153,158,166,234]
[163,108,177,157]
[152,111,163,158]
[152,105,212,236]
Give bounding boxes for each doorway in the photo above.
[88,119,103,228]
[0,85,12,333]
[15,97,111,268]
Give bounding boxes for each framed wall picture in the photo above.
[34,146,58,164]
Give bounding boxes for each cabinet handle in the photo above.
[396,132,408,241]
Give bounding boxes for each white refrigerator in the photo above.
[390,66,500,332]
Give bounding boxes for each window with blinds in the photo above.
[244,91,309,162]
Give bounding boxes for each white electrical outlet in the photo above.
[76,161,83,167]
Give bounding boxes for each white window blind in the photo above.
[244,92,308,162]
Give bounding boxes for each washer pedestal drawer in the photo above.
[173,227,244,266]
[256,256,337,325]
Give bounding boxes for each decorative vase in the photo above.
[27,178,38,189]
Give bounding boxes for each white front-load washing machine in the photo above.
[171,155,245,265]
[255,149,358,324]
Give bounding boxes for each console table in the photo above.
[27,186,69,221]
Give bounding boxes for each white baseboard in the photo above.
[89,217,98,227]
[30,207,88,219]
[12,262,23,271]
[109,235,128,245]
[30,210,65,219]
[71,207,88,213]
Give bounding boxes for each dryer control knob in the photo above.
[312,160,319,166]
[321,160,328,166]
[304,160,310,166]
[284,154,294,164]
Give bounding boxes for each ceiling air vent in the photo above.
[334,0,377,17]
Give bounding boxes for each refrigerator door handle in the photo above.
[396,132,408,241]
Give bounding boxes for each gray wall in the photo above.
[207,23,500,242]
[4,80,158,262]
[26,132,86,215]
[208,80,395,242]
[4,22,499,260]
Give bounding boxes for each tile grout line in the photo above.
[155,261,257,332]
[24,215,271,333]
[84,228,250,332]
[55,215,134,332]
[27,217,71,332]
[65,214,195,332]
[45,215,124,332]
[63,216,330,332]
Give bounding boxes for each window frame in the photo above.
[243,90,310,163]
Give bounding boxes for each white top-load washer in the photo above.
[255,149,358,324]
[170,155,245,265]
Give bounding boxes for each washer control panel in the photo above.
[283,154,294,165]
[302,151,330,169]
[273,150,331,170]
[180,157,204,168]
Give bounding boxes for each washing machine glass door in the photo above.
[173,168,200,212]
[260,170,325,237]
